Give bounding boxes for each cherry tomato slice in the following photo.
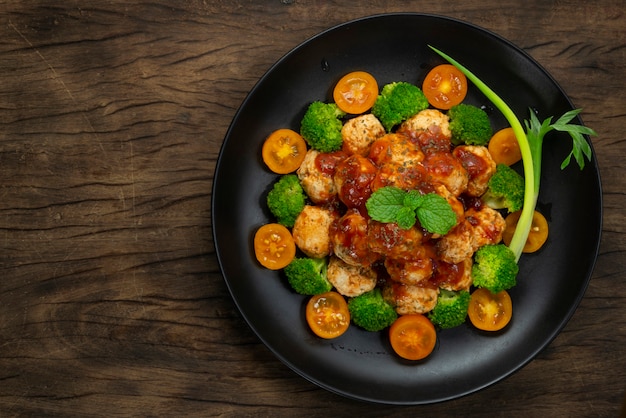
[502,210,549,253]
[422,64,467,110]
[333,71,378,114]
[468,288,512,331]
[306,291,350,339]
[488,127,522,166]
[253,223,296,270]
[262,129,307,174]
[388,314,437,361]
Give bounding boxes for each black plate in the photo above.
[212,14,602,404]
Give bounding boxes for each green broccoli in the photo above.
[299,101,346,152]
[347,288,398,332]
[448,103,492,146]
[283,257,332,295]
[481,163,525,213]
[266,174,306,228]
[428,289,471,329]
[471,244,519,293]
[371,82,429,132]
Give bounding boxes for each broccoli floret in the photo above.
[348,288,398,332]
[299,101,346,153]
[481,164,525,213]
[428,289,471,329]
[266,174,306,228]
[448,103,492,145]
[471,244,519,293]
[371,82,429,132]
[283,257,332,295]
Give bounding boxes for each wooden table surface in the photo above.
[1,1,624,417]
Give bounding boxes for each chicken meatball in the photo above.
[452,145,497,197]
[432,258,473,292]
[436,220,474,264]
[436,206,506,264]
[297,149,345,204]
[421,151,469,197]
[367,221,427,260]
[370,161,429,192]
[341,114,386,156]
[383,282,439,315]
[333,154,377,210]
[292,205,338,258]
[326,256,377,297]
[368,133,425,167]
[465,206,506,249]
[384,257,434,286]
[399,109,452,139]
[330,209,379,267]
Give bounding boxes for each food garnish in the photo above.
[365,186,457,234]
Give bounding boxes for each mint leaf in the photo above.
[415,193,457,235]
[366,186,406,223]
[367,187,456,234]
[396,206,417,229]
[403,190,423,211]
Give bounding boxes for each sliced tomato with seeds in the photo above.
[262,129,307,174]
[388,314,437,361]
[422,64,467,110]
[502,210,549,253]
[488,127,522,166]
[333,71,378,114]
[306,291,350,339]
[253,223,296,270]
[468,288,513,331]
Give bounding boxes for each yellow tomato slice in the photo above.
[306,291,350,339]
[333,71,378,114]
[468,288,512,331]
[253,223,296,270]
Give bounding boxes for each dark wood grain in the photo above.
[0,1,624,417]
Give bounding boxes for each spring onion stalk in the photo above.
[429,46,534,261]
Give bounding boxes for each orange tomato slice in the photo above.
[422,64,467,110]
[502,210,549,253]
[468,288,512,331]
[488,127,522,166]
[388,314,437,360]
[333,71,379,114]
[262,129,307,174]
[306,291,351,339]
[253,223,296,270]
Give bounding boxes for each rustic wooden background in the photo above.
[0,1,624,417]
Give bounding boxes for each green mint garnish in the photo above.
[366,186,456,234]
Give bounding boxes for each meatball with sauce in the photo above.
[368,133,425,167]
[330,209,379,267]
[383,282,439,315]
[333,154,377,210]
[398,109,452,154]
[370,161,429,192]
[292,205,338,259]
[384,257,435,286]
[399,109,452,139]
[436,205,506,264]
[326,255,378,297]
[452,145,497,197]
[436,220,474,265]
[421,151,469,197]
[432,258,473,292]
[297,149,346,204]
[367,221,427,260]
[341,114,386,156]
[465,206,506,249]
